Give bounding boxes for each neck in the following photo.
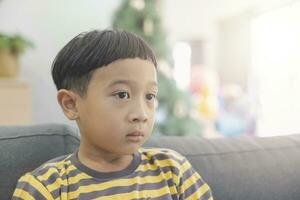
[77,144,133,173]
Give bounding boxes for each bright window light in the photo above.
[252,2,300,137]
[173,42,191,90]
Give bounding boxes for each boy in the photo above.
[12,29,213,199]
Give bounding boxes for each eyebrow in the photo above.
[107,79,158,88]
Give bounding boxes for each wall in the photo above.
[216,10,253,90]
[0,0,120,124]
[161,0,297,75]
[252,2,300,136]
[0,0,297,127]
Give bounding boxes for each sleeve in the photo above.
[12,173,54,200]
[178,158,213,200]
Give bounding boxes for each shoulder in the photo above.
[13,154,73,199]
[19,154,73,187]
[139,148,188,168]
[30,154,73,177]
[138,148,196,187]
[138,149,213,199]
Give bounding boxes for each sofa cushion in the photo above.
[2,123,300,200]
[0,123,80,200]
[144,135,300,200]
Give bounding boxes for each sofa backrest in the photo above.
[1,124,300,200]
[144,135,300,200]
[0,124,80,199]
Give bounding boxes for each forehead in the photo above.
[90,58,157,88]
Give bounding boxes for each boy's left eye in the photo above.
[114,92,130,99]
[146,94,156,101]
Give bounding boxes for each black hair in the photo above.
[51,29,157,96]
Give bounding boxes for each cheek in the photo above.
[147,107,156,127]
[87,108,122,131]
[78,100,111,128]
[84,112,124,143]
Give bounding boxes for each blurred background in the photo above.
[1,0,300,138]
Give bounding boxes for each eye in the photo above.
[114,92,130,99]
[146,94,156,101]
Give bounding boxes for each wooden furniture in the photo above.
[0,79,32,125]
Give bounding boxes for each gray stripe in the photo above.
[50,187,60,199]
[40,166,79,186]
[62,164,180,193]
[132,193,178,200]
[181,163,195,182]
[43,151,187,199]
[152,193,179,200]
[15,181,49,200]
[182,177,208,199]
[31,167,51,178]
[141,152,185,165]
[40,172,59,186]
[135,164,180,178]
[77,177,176,199]
[37,165,78,191]
[11,197,22,200]
[50,176,97,198]
[178,166,209,199]
[50,177,70,199]
[49,168,73,199]
[199,189,213,200]
[49,153,182,195]
[31,154,72,177]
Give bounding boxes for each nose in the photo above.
[128,98,148,123]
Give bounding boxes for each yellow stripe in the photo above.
[180,172,201,192]
[49,158,181,191]
[138,159,180,184]
[54,192,68,200]
[47,172,91,192]
[140,148,185,162]
[37,163,87,193]
[137,158,180,172]
[68,170,176,199]
[19,174,54,200]
[37,168,59,181]
[42,156,72,169]
[139,150,191,177]
[93,185,177,200]
[180,160,193,175]
[46,177,62,192]
[13,188,35,200]
[208,196,214,200]
[38,163,76,181]
[59,164,77,176]
[186,183,210,200]
[65,172,91,184]
[48,158,181,193]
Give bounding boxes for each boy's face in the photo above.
[76,58,157,155]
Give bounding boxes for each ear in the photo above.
[57,89,79,120]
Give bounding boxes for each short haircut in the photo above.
[51,29,157,96]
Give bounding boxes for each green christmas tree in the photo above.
[112,0,202,136]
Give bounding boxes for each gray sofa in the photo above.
[1,124,300,200]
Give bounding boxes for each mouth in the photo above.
[126,131,144,142]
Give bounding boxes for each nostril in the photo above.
[130,113,148,123]
[128,104,149,123]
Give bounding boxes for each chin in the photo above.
[118,146,141,155]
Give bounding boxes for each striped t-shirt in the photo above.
[13,148,213,200]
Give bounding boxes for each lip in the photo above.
[126,131,144,142]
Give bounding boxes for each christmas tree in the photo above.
[112,0,202,136]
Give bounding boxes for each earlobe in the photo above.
[57,89,79,120]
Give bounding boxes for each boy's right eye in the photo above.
[114,92,130,99]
